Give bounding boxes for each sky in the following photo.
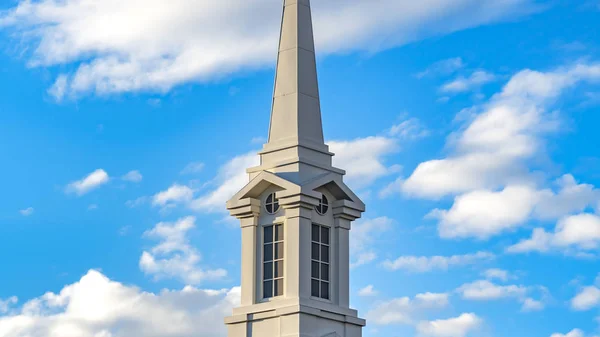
[0,0,600,336]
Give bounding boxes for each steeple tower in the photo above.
[268,0,324,149]
[225,1,366,336]
[249,0,341,183]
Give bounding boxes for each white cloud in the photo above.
[0,297,17,314]
[350,217,393,268]
[522,298,545,312]
[416,313,481,337]
[122,170,143,183]
[140,216,226,285]
[329,137,399,189]
[430,185,539,240]
[534,175,600,220]
[441,70,496,93]
[126,196,148,208]
[0,0,538,99]
[457,280,527,301]
[181,162,205,175]
[389,118,430,140]
[571,286,600,311]
[0,270,238,337]
[429,174,599,240]
[190,152,259,213]
[508,213,600,254]
[19,207,34,217]
[417,57,465,78]
[401,63,600,199]
[153,185,195,208]
[366,292,449,326]
[552,330,586,337]
[456,280,546,311]
[382,252,494,272]
[87,204,98,211]
[483,269,512,282]
[358,285,378,297]
[66,169,110,196]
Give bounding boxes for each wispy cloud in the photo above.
[181,162,205,175]
[122,170,143,183]
[441,70,496,94]
[382,252,494,272]
[417,57,465,78]
[19,207,34,217]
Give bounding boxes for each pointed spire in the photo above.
[267,0,325,150]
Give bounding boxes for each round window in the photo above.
[315,194,329,215]
[265,193,280,214]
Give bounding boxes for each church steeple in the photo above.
[250,0,341,183]
[267,0,325,149]
[225,2,366,336]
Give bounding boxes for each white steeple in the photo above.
[268,0,324,149]
[249,0,342,183]
[225,1,366,336]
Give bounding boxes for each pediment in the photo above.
[301,173,365,212]
[226,171,300,209]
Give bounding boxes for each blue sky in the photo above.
[1,0,600,336]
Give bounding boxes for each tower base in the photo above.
[225,300,365,337]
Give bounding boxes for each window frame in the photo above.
[264,193,280,215]
[261,223,284,300]
[310,222,332,302]
[315,194,329,215]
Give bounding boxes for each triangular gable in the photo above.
[226,171,300,209]
[302,173,365,211]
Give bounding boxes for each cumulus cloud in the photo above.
[140,216,227,285]
[382,252,494,272]
[153,184,195,208]
[0,297,17,314]
[358,285,378,297]
[456,280,546,311]
[366,292,449,326]
[429,174,599,240]
[350,217,393,268]
[0,0,538,100]
[66,169,110,196]
[329,137,399,189]
[457,280,527,301]
[400,63,600,200]
[430,185,540,240]
[551,330,586,337]
[571,286,600,311]
[416,313,481,337]
[508,213,600,255]
[0,270,238,337]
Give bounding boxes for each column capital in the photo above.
[332,199,363,223]
[228,197,261,224]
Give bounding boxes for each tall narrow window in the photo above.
[311,224,330,300]
[263,224,284,299]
